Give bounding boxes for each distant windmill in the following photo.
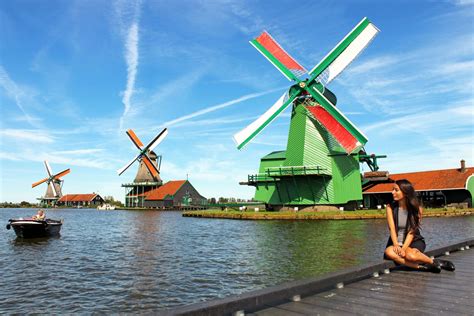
[32,161,70,205]
[117,128,168,181]
[118,128,168,208]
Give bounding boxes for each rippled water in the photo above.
[1,208,473,313]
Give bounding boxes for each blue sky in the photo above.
[1,0,473,203]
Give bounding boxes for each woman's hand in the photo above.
[393,245,404,257]
[399,248,406,258]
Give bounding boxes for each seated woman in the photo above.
[384,179,455,272]
[32,209,46,221]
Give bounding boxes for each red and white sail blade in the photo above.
[233,92,297,150]
[142,154,160,177]
[306,105,362,153]
[32,177,49,188]
[309,17,379,86]
[250,31,307,81]
[53,168,70,180]
[44,160,53,177]
[117,153,141,175]
[126,129,144,150]
[146,128,168,152]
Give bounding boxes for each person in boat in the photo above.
[32,209,46,221]
[384,179,455,272]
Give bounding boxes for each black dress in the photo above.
[384,202,426,259]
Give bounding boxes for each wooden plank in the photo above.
[251,300,351,316]
[248,306,304,316]
[314,287,435,316]
[346,278,473,314]
[295,296,374,315]
[342,283,453,314]
[361,277,474,307]
[301,291,400,315]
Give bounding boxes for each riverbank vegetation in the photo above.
[183,207,474,220]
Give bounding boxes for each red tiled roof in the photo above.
[145,180,186,201]
[364,167,474,193]
[58,194,99,202]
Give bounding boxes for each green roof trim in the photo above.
[261,150,286,160]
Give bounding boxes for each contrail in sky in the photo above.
[0,65,40,127]
[163,87,284,127]
[119,22,139,130]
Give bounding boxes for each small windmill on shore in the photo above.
[118,128,168,207]
[234,17,386,209]
[32,161,70,207]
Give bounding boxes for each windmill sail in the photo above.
[234,92,297,150]
[309,17,379,86]
[306,105,361,153]
[117,154,141,175]
[250,31,307,81]
[32,177,49,188]
[308,87,368,152]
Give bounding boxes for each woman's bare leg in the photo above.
[385,246,419,269]
[404,247,433,265]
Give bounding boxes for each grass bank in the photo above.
[182,208,474,220]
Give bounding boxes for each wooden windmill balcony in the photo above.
[241,165,331,186]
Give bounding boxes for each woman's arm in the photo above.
[402,207,422,254]
[386,204,399,247]
[402,232,414,251]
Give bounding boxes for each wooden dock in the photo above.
[250,247,473,315]
[166,239,473,315]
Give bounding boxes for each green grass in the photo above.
[183,207,474,220]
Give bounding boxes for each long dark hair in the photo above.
[395,179,421,231]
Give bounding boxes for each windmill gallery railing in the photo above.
[247,165,330,184]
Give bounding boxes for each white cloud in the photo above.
[52,149,104,155]
[453,0,474,6]
[0,66,42,127]
[0,150,109,169]
[0,129,54,143]
[347,56,400,75]
[362,104,473,134]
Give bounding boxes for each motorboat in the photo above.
[97,203,116,210]
[6,218,63,238]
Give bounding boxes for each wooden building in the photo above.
[57,193,105,208]
[140,180,207,209]
[363,160,474,208]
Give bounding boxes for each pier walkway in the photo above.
[167,239,473,315]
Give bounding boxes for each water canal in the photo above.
[1,208,473,313]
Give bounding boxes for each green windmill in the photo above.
[234,18,383,210]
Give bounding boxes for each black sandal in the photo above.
[434,259,455,271]
[418,262,441,273]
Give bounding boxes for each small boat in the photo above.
[97,203,116,210]
[6,218,63,238]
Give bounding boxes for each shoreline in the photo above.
[182,208,474,220]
